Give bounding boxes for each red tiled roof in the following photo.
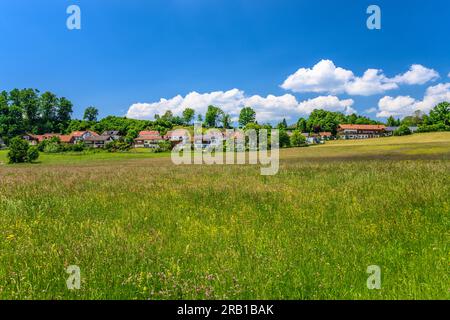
[59,135,73,143]
[319,132,332,137]
[165,129,190,137]
[135,135,164,141]
[71,130,99,137]
[138,130,160,136]
[32,133,61,142]
[338,124,386,130]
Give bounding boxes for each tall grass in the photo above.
[0,133,449,299]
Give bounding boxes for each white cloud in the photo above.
[281,60,439,96]
[126,89,245,120]
[345,69,398,96]
[298,96,355,115]
[280,59,353,94]
[127,89,357,122]
[393,64,439,85]
[376,82,450,118]
[415,83,450,112]
[365,107,378,114]
[377,96,417,118]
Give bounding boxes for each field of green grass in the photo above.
[0,132,449,299]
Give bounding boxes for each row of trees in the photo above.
[0,89,73,140]
[2,88,449,147]
[386,103,450,128]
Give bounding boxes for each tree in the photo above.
[39,91,58,133]
[56,97,73,131]
[125,128,139,144]
[277,118,288,130]
[296,118,308,132]
[239,107,256,127]
[204,105,222,128]
[19,89,40,132]
[197,114,203,123]
[161,110,174,122]
[7,136,39,163]
[182,108,195,125]
[290,130,306,147]
[279,129,290,148]
[429,102,450,126]
[83,106,99,122]
[393,125,412,136]
[27,146,40,162]
[219,112,231,128]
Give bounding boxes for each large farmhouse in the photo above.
[134,130,165,148]
[337,124,386,139]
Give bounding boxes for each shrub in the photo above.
[105,140,131,152]
[43,142,61,153]
[7,136,39,163]
[27,146,40,162]
[393,125,412,136]
[290,130,307,147]
[156,140,172,152]
[278,130,291,148]
[69,142,86,152]
[417,123,450,133]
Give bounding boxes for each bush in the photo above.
[393,125,412,136]
[69,142,86,152]
[156,140,172,152]
[27,146,40,162]
[7,136,39,163]
[290,130,307,147]
[43,142,62,153]
[279,129,291,148]
[417,123,450,133]
[105,140,131,152]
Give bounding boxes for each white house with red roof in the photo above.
[134,130,165,148]
[337,124,386,139]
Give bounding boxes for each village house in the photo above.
[70,130,99,143]
[22,131,102,146]
[101,130,122,141]
[165,129,191,145]
[194,132,224,149]
[23,134,39,145]
[32,133,62,143]
[134,130,165,148]
[84,135,114,148]
[337,124,386,139]
[319,132,333,140]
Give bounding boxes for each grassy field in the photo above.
[0,132,449,299]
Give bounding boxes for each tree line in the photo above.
[1,88,449,146]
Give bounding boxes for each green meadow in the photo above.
[0,132,449,299]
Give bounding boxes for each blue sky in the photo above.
[0,0,449,123]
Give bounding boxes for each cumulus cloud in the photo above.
[280,60,353,94]
[298,95,355,115]
[126,89,356,122]
[364,107,378,114]
[345,69,398,96]
[376,83,450,118]
[126,89,245,121]
[281,60,439,96]
[393,64,439,85]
